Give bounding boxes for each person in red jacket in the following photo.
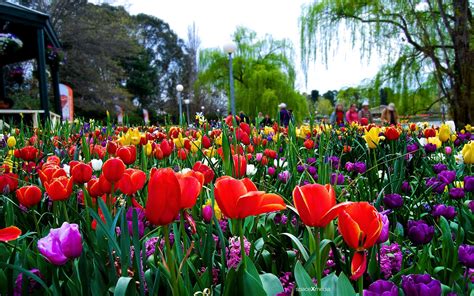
[345,103,359,124]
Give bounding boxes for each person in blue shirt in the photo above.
[279,103,290,127]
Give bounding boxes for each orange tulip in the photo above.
[117,168,146,196]
[145,168,199,225]
[16,185,42,208]
[385,127,400,140]
[338,202,382,280]
[0,226,22,242]
[44,176,74,201]
[214,176,286,219]
[293,183,350,227]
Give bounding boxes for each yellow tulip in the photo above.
[173,133,185,148]
[215,135,222,146]
[462,141,474,164]
[363,127,381,149]
[438,124,451,142]
[128,129,141,145]
[190,140,201,153]
[7,136,16,148]
[465,124,472,132]
[427,137,442,148]
[145,142,152,156]
[263,126,274,135]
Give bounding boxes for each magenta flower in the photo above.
[226,236,250,269]
[37,222,82,265]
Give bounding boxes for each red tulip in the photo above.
[160,140,173,157]
[385,127,400,141]
[106,141,118,155]
[38,166,67,186]
[14,146,38,161]
[202,135,212,149]
[99,174,112,194]
[145,168,181,225]
[178,148,188,160]
[176,171,203,209]
[239,122,250,135]
[70,161,93,184]
[102,158,125,183]
[214,176,286,219]
[87,178,103,198]
[16,185,42,208]
[304,139,314,150]
[0,226,22,242]
[424,128,436,138]
[44,176,74,201]
[117,168,146,196]
[232,154,247,178]
[0,172,19,193]
[154,147,164,160]
[192,161,215,185]
[116,145,137,165]
[293,183,350,227]
[338,202,382,280]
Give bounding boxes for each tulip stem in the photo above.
[164,225,178,295]
[358,275,363,296]
[82,185,92,230]
[239,219,247,269]
[315,227,321,296]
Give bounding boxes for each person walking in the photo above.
[381,103,399,125]
[358,100,373,124]
[279,103,290,127]
[345,103,359,124]
[330,103,346,126]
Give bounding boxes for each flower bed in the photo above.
[0,117,473,295]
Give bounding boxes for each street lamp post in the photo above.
[176,84,184,125]
[184,99,190,126]
[223,42,237,116]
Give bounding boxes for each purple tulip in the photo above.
[426,177,446,194]
[424,143,437,153]
[364,279,397,296]
[407,220,434,246]
[306,157,316,165]
[464,176,474,192]
[202,205,213,223]
[431,204,457,220]
[267,167,276,176]
[296,164,305,173]
[449,187,465,200]
[407,143,418,154]
[438,170,456,184]
[126,207,145,237]
[327,156,340,169]
[432,163,447,174]
[469,200,474,213]
[278,171,291,183]
[377,213,390,244]
[458,244,474,268]
[307,166,317,175]
[445,146,452,155]
[354,162,367,174]
[330,173,345,185]
[401,181,412,193]
[38,222,82,265]
[401,274,441,296]
[383,193,404,209]
[345,162,354,172]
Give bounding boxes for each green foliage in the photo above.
[315,98,333,116]
[196,27,309,122]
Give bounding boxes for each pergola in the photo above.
[0,1,61,119]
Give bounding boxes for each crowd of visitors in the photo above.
[330,101,398,126]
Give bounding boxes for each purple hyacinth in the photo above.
[276,272,295,296]
[401,274,441,296]
[449,187,465,200]
[296,164,305,173]
[431,204,457,220]
[274,213,288,225]
[14,269,43,296]
[432,163,448,174]
[379,243,402,279]
[458,244,474,268]
[364,279,398,296]
[226,236,251,269]
[464,176,474,192]
[407,220,434,246]
[307,166,317,175]
[306,157,316,165]
[383,193,404,209]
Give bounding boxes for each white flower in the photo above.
[455,152,464,165]
[180,168,191,174]
[63,164,70,177]
[428,153,445,162]
[91,159,103,171]
[418,138,427,146]
[246,164,257,176]
[445,121,456,133]
[202,157,219,167]
[274,158,287,169]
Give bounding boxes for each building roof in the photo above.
[0,1,61,65]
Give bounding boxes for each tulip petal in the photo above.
[241,178,258,192]
[252,193,286,215]
[320,201,352,226]
[0,226,21,242]
[235,191,265,218]
[214,176,248,219]
[338,209,361,250]
[145,168,181,225]
[177,174,202,209]
[350,251,367,280]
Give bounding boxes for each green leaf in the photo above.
[294,261,316,295]
[243,269,266,295]
[336,272,356,296]
[321,272,337,292]
[260,273,284,296]
[114,277,135,296]
[282,233,309,261]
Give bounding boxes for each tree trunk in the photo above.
[450,0,473,128]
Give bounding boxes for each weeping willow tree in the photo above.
[300,0,473,127]
[196,27,309,122]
